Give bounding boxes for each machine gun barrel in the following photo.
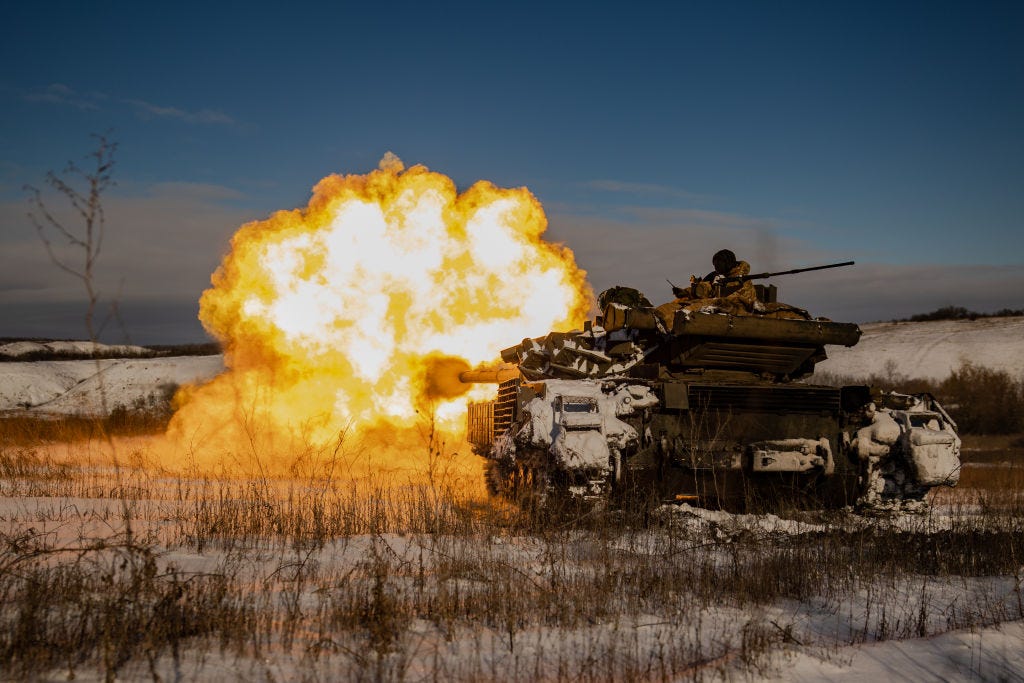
[725,260,854,284]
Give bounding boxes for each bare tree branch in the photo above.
[24,133,118,343]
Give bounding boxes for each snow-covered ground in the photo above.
[0,472,1020,682]
[816,316,1024,381]
[774,622,1024,682]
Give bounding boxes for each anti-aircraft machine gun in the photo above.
[461,261,961,512]
[670,260,856,305]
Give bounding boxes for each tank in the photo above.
[462,275,961,512]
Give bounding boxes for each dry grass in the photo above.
[0,383,178,445]
[0,413,171,445]
[1,423,1023,681]
[960,433,1024,466]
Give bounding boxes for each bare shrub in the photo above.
[939,363,1024,434]
[816,361,1024,435]
[25,134,117,345]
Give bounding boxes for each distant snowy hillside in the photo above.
[2,317,1022,417]
[0,355,224,416]
[816,316,1024,381]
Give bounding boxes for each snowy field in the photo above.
[815,316,1024,381]
[3,316,1023,418]
[1,322,1023,680]
[0,340,223,415]
[0,454,1021,681]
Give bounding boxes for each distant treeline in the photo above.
[146,343,222,356]
[819,361,1024,435]
[897,306,1024,322]
[0,341,221,363]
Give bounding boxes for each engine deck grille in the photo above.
[688,384,841,415]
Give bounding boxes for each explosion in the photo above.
[167,154,590,472]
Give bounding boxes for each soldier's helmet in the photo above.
[712,249,737,274]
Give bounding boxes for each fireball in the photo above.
[167,154,590,472]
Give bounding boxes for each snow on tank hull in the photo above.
[465,307,962,512]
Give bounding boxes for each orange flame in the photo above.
[167,155,590,473]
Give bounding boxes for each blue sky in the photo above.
[2,1,1022,342]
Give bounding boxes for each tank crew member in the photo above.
[661,251,825,324]
[671,249,751,300]
[706,249,749,283]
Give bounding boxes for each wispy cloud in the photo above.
[23,83,103,110]
[622,206,778,230]
[581,179,708,202]
[123,99,236,126]
[22,84,239,128]
[145,181,247,201]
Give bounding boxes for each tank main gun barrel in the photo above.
[723,260,854,284]
[458,363,520,384]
